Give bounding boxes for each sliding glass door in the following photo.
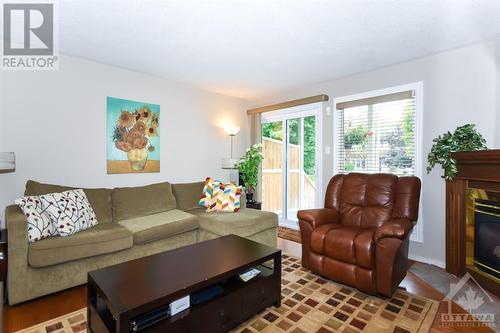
[261,105,321,228]
[261,120,284,217]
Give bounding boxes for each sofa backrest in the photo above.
[324,173,420,228]
[172,181,205,211]
[22,179,249,224]
[112,182,177,222]
[25,180,113,224]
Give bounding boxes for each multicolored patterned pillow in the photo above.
[199,177,220,208]
[40,189,98,236]
[199,178,242,212]
[15,195,57,243]
[212,182,242,212]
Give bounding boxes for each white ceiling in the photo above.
[57,0,500,100]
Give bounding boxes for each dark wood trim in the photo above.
[468,180,500,192]
[453,149,500,164]
[453,149,500,182]
[445,179,467,276]
[246,95,329,115]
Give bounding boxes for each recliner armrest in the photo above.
[297,208,338,229]
[374,218,414,242]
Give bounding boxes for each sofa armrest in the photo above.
[374,218,413,242]
[6,204,29,264]
[240,191,246,209]
[297,208,338,229]
[5,205,29,294]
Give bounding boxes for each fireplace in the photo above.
[474,198,500,279]
[446,150,500,296]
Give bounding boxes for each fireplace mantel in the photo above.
[446,149,500,296]
[452,149,500,182]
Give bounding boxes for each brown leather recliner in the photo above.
[298,173,421,297]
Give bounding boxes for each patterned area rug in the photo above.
[14,309,87,333]
[14,255,438,333]
[278,226,302,243]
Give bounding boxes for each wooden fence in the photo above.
[261,137,315,215]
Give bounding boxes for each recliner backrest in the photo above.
[324,173,420,228]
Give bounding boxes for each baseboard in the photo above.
[409,254,446,268]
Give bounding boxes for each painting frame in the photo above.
[106,96,160,174]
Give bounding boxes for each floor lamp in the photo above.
[221,126,240,183]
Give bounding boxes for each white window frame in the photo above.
[333,82,424,243]
[261,102,324,229]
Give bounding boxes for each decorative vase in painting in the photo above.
[127,148,148,171]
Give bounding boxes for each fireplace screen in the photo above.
[474,199,500,278]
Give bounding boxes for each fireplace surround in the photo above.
[446,150,500,296]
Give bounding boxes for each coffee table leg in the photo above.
[87,282,96,333]
[273,252,282,307]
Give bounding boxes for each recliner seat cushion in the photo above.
[192,208,278,237]
[29,223,133,267]
[312,225,376,269]
[119,209,199,245]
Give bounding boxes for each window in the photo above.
[335,86,420,176]
[334,82,423,242]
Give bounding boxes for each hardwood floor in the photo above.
[3,286,87,332]
[2,242,496,333]
[400,271,495,333]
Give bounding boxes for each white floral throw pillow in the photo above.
[15,196,57,243]
[40,189,98,236]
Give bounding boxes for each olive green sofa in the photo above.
[6,180,278,305]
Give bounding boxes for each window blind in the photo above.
[336,90,416,176]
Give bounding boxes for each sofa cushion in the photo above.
[29,223,133,267]
[25,180,113,224]
[172,181,205,211]
[191,208,278,237]
[119,209,199,245]
[112,182,177,222]
[15,195,57,242]
[40,189,99,236]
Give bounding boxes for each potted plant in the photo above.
[427,124,487,180]
[238,143,264,203]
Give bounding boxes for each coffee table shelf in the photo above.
[87,235,281,333]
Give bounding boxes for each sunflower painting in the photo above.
[107,97,160,174]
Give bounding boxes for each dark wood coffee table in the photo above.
[87,235,281,333]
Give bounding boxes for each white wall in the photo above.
[0,55,250,226]
[252,40,499,266]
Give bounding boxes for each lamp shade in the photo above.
[221,158,239,169]
[224,126,240,136]
[0,152,15,173]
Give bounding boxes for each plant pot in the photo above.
[127,148,148,171]
[246,191,255,204]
